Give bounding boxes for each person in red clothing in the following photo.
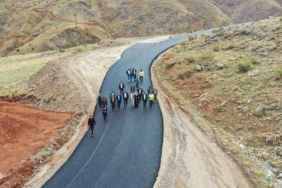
[88,115,96,137]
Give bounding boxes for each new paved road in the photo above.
[43,31,216,188]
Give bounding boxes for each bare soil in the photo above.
[0,99,84,188]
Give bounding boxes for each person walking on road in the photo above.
[153,88,158,103]
[147,86,153,95]
[123,90,129,108]
[110,95,116,111]
[132,67,137,80]
[116,92,122,109]
[109,91,115,99]
[149,91,154,108]
[139,69,144,83]
[130,84,135,94]
[130,67,134,82]
[142,92,148,108]
[101,96,108,107]
[126,68,131,82]
[134,77,140,88]
[102,105,107,120]
[118,81,125,94]
[88,115,96,137]
[134,90,139,108]
[96,93,102,109]
[137,86,143,103]
[131,90,135,107]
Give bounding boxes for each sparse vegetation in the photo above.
[75,47,84,52]
[155,18,282,187]
[212,45,220,52]
[276,69,282,79]
[63,42,73,49]
[237,62,251,73]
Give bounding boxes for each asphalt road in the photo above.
[44,26,245,188]
[42,21,255,188]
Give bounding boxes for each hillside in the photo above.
[153,18,282,186]
[1,0,282,56]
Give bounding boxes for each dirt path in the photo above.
[151,54,253,188]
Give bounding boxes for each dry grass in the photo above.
[155,18,282,187]
[0,43,98,96]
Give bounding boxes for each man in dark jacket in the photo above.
[102,105,107,120]
[137,86,143,103]
[116,92,122,109]
[142,92,148,108]
[88,115,96,137]
[134,90,139,108]
[123,90,129,108]
[130,67,134,82]
[130,84,135,94]
[118,81,125,94]
[96,93,102,109]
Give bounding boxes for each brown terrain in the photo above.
[0,38,141,187]
[1,0,282,55]
[153,18,282,187]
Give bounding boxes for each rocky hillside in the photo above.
[1,0,282,56]
[154,18,282,187]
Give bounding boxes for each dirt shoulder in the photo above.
[152,52,253,188]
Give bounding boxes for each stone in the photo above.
[243,107,248,113]
[248,71,259,77]
[216,63,224,69]
[202,62,209,66]
[220,101,226,107]
[247,99,251,103]
[278,173,282,179]
[195,65,202,71]
[256,106,264,112]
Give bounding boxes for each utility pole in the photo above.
[74,14,77,28]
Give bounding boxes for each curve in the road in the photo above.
[43,23,252,188]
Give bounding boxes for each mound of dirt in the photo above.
[0,99,83,188]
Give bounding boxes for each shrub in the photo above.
[63,42,72,49]
[225,43,236,50]
[178,70,194,79]
[201,52,213,61]
[239,30,247,35]
[75,47,83,52]
[59,48,65,53]
[280,17,282,22]
[212,45,220,52]
[237,62,251,73]
[213,105,223,112]
[254,109,266,117]
[276,70,282,79]
[185,56,196,63]
[249,57,260,65]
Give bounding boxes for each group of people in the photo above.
[88,67,158,137]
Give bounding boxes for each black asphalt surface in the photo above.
[43,28,231,188]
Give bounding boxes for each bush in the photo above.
[59,48,65,53]
[75,47,83,52]
[225,43,236,50]
[249,57,260,65]
[239,30,247,35]
[280,17,282,22]
[178,70,194,79]
[237,63,251,73]
[63,42,72,49]
[213,105,223,112]
[212,46,220,52]
[185,56,196,63]
[201,52,213,61]
[276,70,282,79]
